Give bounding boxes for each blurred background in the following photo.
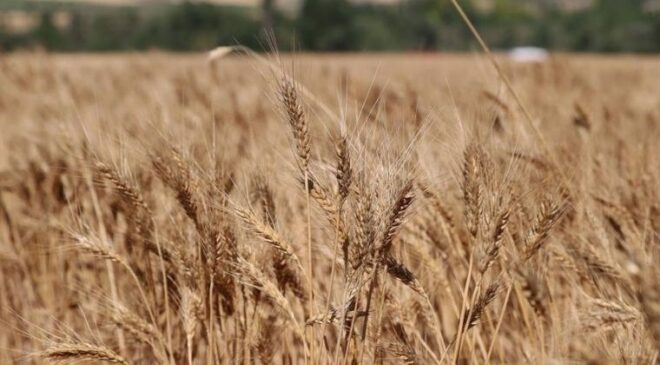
[0,0,659,53]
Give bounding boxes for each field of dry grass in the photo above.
[0,52,658,364]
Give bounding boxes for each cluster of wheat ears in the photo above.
[0,46,659,365]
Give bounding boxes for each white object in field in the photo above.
[208,46,238,62]
[508,47,549,63]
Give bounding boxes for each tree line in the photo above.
[1,0,659,52]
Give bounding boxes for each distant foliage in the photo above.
[0,0,659,52]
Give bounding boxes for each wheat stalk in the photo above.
[42,343,130,365]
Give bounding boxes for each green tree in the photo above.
[298,0,357,50]
[33,12,65,49]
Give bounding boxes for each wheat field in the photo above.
[0,52,658,364]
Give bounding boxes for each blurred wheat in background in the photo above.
[0,52,658,364]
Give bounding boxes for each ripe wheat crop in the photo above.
[0,52,658,364]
